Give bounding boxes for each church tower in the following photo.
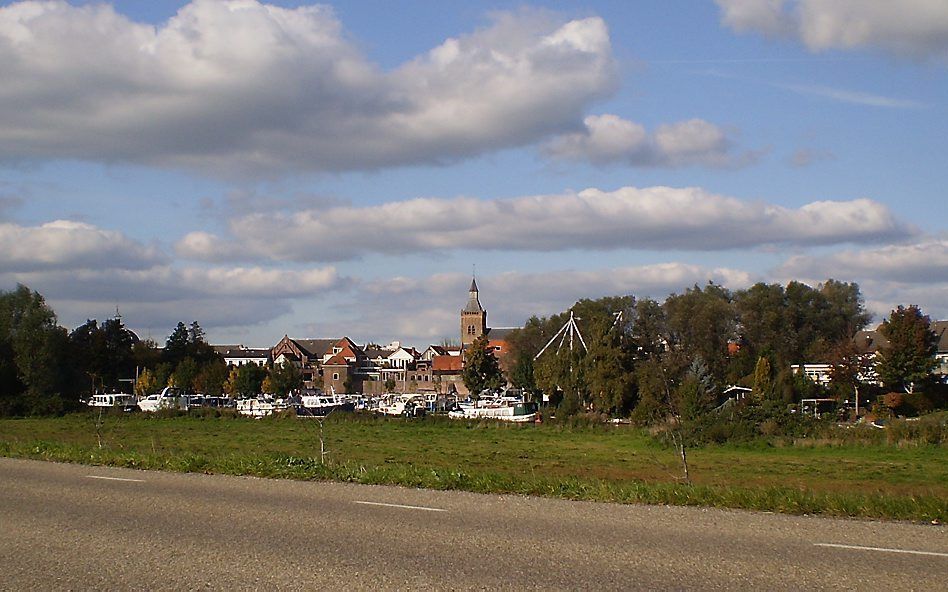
[460,277,487,348]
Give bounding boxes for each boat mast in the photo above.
[534,310,587,360]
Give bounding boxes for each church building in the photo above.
[460,277,516,372]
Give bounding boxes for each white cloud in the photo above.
[772,238,948,323]
[176,185,913,262]
[3,264,342,303]
[716,0,790,37]
[778,238,948,284]
[0,1,616,175]
[545,115,757,167]
[0,220,165,271]
[716,0,948,60]
[316,264,756,346]
[1,227,344,335]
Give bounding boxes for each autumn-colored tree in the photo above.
[135,368,157,397]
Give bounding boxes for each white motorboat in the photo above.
[235,396,288,418]
[375,394,427,417]
[87,393,137,412]
[137,387,186,412]
[296,394,355,416]
[448,399,538,422]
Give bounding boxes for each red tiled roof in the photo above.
[433,355,463,372]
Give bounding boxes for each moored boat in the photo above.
[138,387,186,412]
[448,399,538,422]
[87,393,137,412]
[235,396,288,418]
[296,393,355,416]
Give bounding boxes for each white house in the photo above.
[214,345,271,367]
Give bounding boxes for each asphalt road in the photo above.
[0,458,944,591]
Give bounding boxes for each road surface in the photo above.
[0,457,944,590]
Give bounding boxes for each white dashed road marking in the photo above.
[85,475,145,483]
[354,501,446,512]
[815,543,948,558]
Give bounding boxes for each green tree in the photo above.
[583,316,635,415]
[164,322,191,367]
[233,363,267,397]
[664,283,735,384]
[69,317,137,392]
[171,357,200,393]
[508,350,537,396]
[268,360,303,397]
[877,305,938,393]
[734,280,870,372]
[752,356,772,401]
[194,359,228,395]
[462,334,504,395]
[674,358,717,422]
[0,285,72,415]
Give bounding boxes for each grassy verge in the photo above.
[1,412,945,522]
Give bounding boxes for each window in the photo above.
[494,346,502,351]
[332,373,339,380]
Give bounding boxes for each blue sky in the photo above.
[1,0,946,348]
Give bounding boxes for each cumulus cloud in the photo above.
[716,0,948,60]
[176,185,913,262]
[316,264,755,345]
[3,264,341,305]
[6,261,344,340]
[0,220,165,271]
[778,239,948,284]
[0,1,615,175]
[0,217,344,335]
[545,115,757,167]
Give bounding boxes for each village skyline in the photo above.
[1,1,946,347]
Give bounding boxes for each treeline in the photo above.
[503,279,944,422]
[0,284,302,416]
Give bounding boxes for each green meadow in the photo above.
[1,411,945,522]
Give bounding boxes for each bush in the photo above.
[664,400,825,447]
[885,413,946,445]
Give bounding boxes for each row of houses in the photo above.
[791,320,948,387]
[213,278,516,396]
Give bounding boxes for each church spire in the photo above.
[461,273,487,347]
[463,276,484,313]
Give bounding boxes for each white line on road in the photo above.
[354,501,446,512]
[85,475,145,483]
[815,543,948,558]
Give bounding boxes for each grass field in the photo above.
[1,411,945,521]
